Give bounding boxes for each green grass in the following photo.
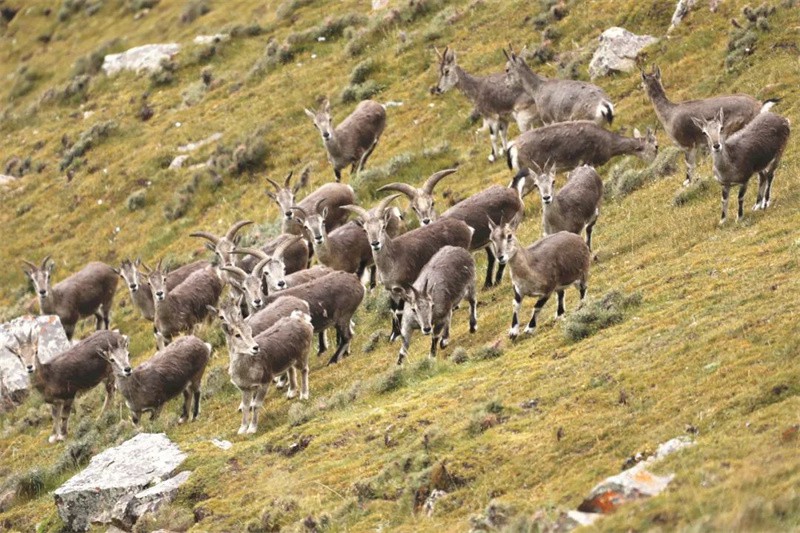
[1,0,800,531]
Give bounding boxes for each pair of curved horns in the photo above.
[378,168,457,199]
[190,220,253,245]
[22,256,51,271]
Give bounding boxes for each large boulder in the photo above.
[111,470,192,530]
[54,433,188,531]
[0,315,71,405]
[588,27,658,79]
[102,44,181,76]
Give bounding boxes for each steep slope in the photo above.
[1,0,799,531]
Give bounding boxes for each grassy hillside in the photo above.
[1,0,799,531]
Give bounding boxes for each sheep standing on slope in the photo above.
[693,108,790,223]
[489,219,591,339]
[22,257,118,340]
[101,335,211,425]
[641,65,778,186]
[6,329,124,442]
[530,165,604,250]
[117,258,210,321]
[398,246,477,364]
[305,99,386,182]
[225,311,315,434]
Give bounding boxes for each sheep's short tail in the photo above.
[381,101,404,109]
[508,168,530,195]
[760,98,781,113]
[598,101,614,125]
[506,142,517,170]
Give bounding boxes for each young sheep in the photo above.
[641,65,778,186]
[489,220,591,339]
[530,165,603,250]
[116,259,210,321]
[507,121,658,176]
[504,47,614,126]
[265,168,355,234]
[189,219,253,268]
[148,262,223,348]
[433,46,539,162]
[261,271,365,365]
[693,109,790,224]
[398,246,477,364]
[6,329,124,442]
[21,258,118,340]
[101,335,211,425]
[235,234,311,275]
[304,99,386,182]
[226,311,314,434]
[343,195,474,342]
[379,168,524,287]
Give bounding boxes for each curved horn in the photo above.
[377,182,419,199]
[422,168,457,194]
[314,198,327,214]
[283,170,294,188]
[21,259,38,271]
[139,261,153,274]
[289,206,309,219]
[273,235,301,261]
[230,247,270,260]
[220,266,248,280]
[252,255,272,278]
[40,255,52,270]
[341,204,370,219]
[377,193,402,215]
[225,220,253,241]
[189,231,220,245]
[434,46,443,60]
[265,177,282,192]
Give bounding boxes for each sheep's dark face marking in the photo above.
[118,259,142,292]
[104,337,132,377]
[488,222,518,265]
[25,263,53,299]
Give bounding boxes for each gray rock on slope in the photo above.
[102,44,181,76]
[0,315,71,404]
[54,433,188,531]
[589,27,658,79]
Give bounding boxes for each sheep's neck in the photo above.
[645,80,675,124]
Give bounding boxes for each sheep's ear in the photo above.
[322,99,331,114]
[716,107,724,124]
[5,344,20,358]
[122,335,130,348]
[303,108,316,120]
[633,128,642,139]
[653,65,661,80]
[206,305,218,316]
[508,211,523,230]
[351,218,364,227]
[487,215,498,232]
[690,117,706,131]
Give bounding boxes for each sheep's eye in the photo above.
[506,235,512,241]
[235,333,242,339]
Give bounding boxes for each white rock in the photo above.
[0,174,17,188]
[102,44,181,76]
[169,155,190,170]
[588,27,658,79]
[669,0,697,33]
[372,0,390,9]
[177,132,222,153]
[211,438,232,450]
[193,33,229,45]
[0,315,71,403]
[54,433,187,531]
[111,470,192,529]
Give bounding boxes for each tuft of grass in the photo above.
[126,189,147,211]
[466,400,505,436]
[562,290,642,341]
[726,3,777,71]
[149,58,178,87]
[473,343,503,361]
[362,330,387,353]
[276,0,315,20]
[180,0,211,24]
[8,67,42,101]
[127,0,159,12]
[606,146,682,200]
[40,75,91,106]
[673,177,715,206]
[71,39,120,77]
[449,347,469,364]
[340,79,382,103]
[374,367,406,394]
[59,120,118,171]
[349,58,376,85]
[132,503,194,533]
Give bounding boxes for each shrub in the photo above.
[562,290,642,341]
[180,0,210,24]
[340,79,382,103]
[473,343,503,361]
[467,400,505,436]
[449,347,468,364]
[276,0,314,20]
[127,0,159,12]
[59,120,118,171]
[374,367,406,394]
[672,177,714,207]
[126,189,146,211]
[132,503,195,533]
[150,58,178,87]
[40,75,91,106]
[72,39,120,77]
[349,58,376,85]
[606,145,682,200]
[8,67,41,101]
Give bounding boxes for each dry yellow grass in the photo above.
[1,0,799,531]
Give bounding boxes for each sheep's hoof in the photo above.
[498,148,505,156]
[683,178,691,187]
[48,434,58,444]
[178,417,187,424]
[523,326,537,336]
[508,326,519,339]
[286,390,297,400]
[300,392,309,400]
[470,324,477,333]
[439,338,449,349]
[246,425,257,434]
[488,154,496,163]
[718,218,726,226]
[237,425,248,435]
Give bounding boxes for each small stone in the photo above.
[169,155,190,170]
[102,44,181,76]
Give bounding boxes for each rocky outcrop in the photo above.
[589,27,658,79]
[0,315,71,405]
[102,44,181,76]
[54,433,188,531]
